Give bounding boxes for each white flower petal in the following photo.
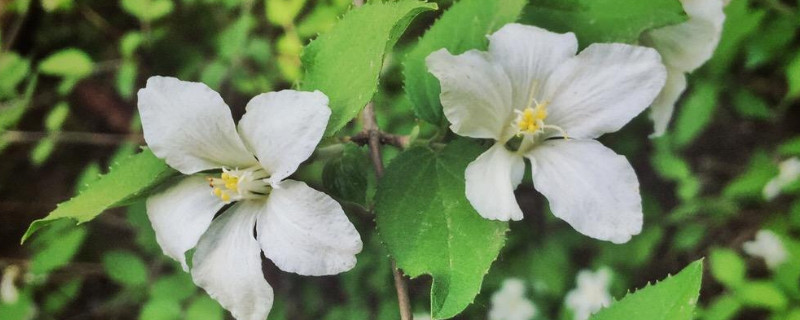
[145,176,224,271]
[542,44,666,139]
[192,203,273,320]
[527,140,642,243]
[465,144,525,221]
[238,90,330,186]
[643,0,725,72]
[649,68,687,137]
[488,23,578,112]
[426,49,514,141]
[137,76,257,174]
[257,180,362,276]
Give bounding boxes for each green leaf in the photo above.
[30,137,55,166]
[673,80,719,148]
[322,144,370,205]
[735,281,788,310]
[709,248,746,288]
[375,140,508,319]
[732,89,771,120]
[138,298,181,320]
[185,295,225,320]
[29,220,87,275]
[301,0,437,136]
[779,136,800,157]
[103,250,149,286]
[722,151,777,201]
[403,0,526,125]
[707,0,765,77]
[590,259,703,320]
[45,102,69,132]
[701,295,741,320]
[121,0,174,22]
[151,272,196,303]
[120,32,144,58]
[22,149,176,243]
[38,48,94,78]
[522,0,686,48]
[266,0,308,26]
[787,51,800,99]
[0,52,30,98]
[116,59,138,99]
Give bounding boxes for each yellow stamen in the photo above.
[220,192,231,202]
[516,102,549,134]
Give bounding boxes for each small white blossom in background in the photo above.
[641,0,726,136]
[743,230,788,269]
[1,265,21,304]
[489,278,538,320]
[427,23,667,243]
[565,268,612,320]
[763,157,800,200]
[137,76,363,320]
[413,313,432,320]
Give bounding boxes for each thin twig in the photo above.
[2,130,144,146]
[361,103,413,320]
[346,131,409,149]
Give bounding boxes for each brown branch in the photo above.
[2,130,144,146]
[360,103,413,320]
[346,131,409,149]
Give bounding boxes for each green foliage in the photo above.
[709,249,746,288]
[29,221,87,275]
[22,149,176,242]
[301,0,437,136]
[723,151,777,201]
[403,0,526,125]
[121,0,174,22]
[735,281,788,310]
[322,144,370,205]
[732,89,772,120]
[673,80,719,148]
[38,48,94,79]
[788,52,800,99]
[707,0,765,77]
[523,0,686,47]
[184,295,225,320]
[139,298,181,320]
[151,272,197,302]
[103,250,149,287]
[590,260,703,320]
[0,52,30,98]
[376,140,508,319]
[266,0,308,26]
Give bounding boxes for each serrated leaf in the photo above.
[590,259,703,320]
[22,149,176,243]
[301,0,437,136]
[375,140,508,319]
[38,48,94,78]
[522,0,686,48]
[103,250,149,287]
[709,248,745,288]
[403,0,526,125]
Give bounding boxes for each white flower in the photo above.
[426,24,666,243]
[763,157,800,200]
[137,76,363,320]
[743,230,788,269]
[641,0,726,136]
[1,265,20,304]
[565,268,612,320]
[489,278,538,320]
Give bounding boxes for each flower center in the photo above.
[207,166,270,203]
[511,85,568,140]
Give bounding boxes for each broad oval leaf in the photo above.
[301,0,437,136]
[375,140,508,319]
[38,48,94,78]
[403,0,526,125]
[590,259,704,320]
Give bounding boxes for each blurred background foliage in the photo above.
[0,0,799,319]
